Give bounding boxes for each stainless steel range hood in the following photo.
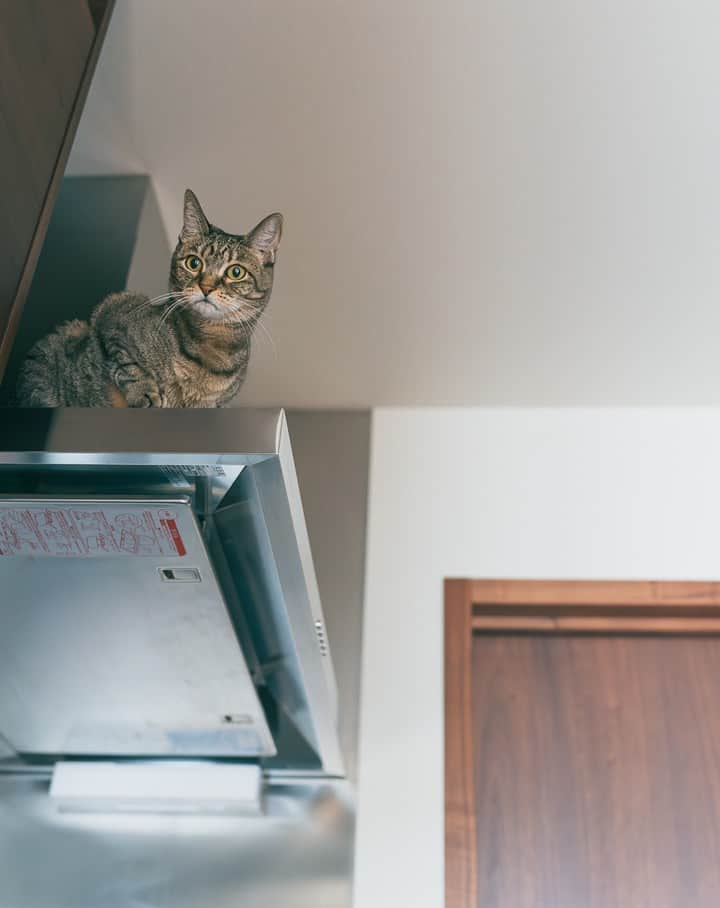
[0,408,344,778]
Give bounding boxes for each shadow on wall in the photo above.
[0,175,169,404]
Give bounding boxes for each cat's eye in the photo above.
[184,255,203,273]
[226,264,248,282]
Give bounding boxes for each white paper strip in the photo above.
[49,761,263,815]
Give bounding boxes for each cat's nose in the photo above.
[199,281,216,297]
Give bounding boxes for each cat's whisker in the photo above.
[147,292,177,302]
[128,292,181,316]
[137,292,176,304]
[147,293,183,306]
[156,302,178,328]
[253,316,277,358]
[232,313,254,353]
[242,319,254,351]
[158,303,182,329]
[231,307,271,353]
[157,296,192,332]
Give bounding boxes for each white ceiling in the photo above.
[69,0,720,406]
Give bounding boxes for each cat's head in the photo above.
[168,189,283,323]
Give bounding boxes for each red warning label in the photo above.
[0,506,188,558]
[160,516,186,556]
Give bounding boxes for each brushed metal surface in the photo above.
[0,497,275,758]
[0,772,354,908]
[285,411,370,783]
[0,408,366,907]
[0,407,284,463]
[0,408,344,775]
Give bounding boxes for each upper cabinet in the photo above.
[0,0,114,381]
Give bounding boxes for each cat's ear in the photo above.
[181,189,209,238]
[247,213,283,264]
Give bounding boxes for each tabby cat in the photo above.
[16,189,282,407]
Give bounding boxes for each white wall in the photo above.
[68,0,720,407]
[356,408,720,908]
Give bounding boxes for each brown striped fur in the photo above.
[16,190,282,408]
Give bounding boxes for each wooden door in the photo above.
[445,579,720,908]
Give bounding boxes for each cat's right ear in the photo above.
[181,189,209,239]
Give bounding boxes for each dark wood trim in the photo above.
[0,0,115,382]
[469,579,720,634]
[444,578,720,907]
[444,579,477,908]
[471,614,720,633]
[467,578,720,607]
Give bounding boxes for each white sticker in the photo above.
[0,506,187,558]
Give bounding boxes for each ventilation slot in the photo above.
[314,619,328,657]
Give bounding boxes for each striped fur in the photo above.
[16,190,282,408]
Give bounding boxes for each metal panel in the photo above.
[0,772,353,908]
[285,410,371,782]
[0,408,284,465]
[0,497,275,757]
[0,408,344,774]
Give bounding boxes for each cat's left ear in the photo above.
[247,213,283,264]
[181,189,209,239]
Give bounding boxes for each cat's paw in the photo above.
[140,389,164,408]
[125,384,164,408]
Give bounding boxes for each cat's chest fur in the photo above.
[167,316,249,407]
[169,357,241,407]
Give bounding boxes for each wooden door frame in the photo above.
[444,578,720,908]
